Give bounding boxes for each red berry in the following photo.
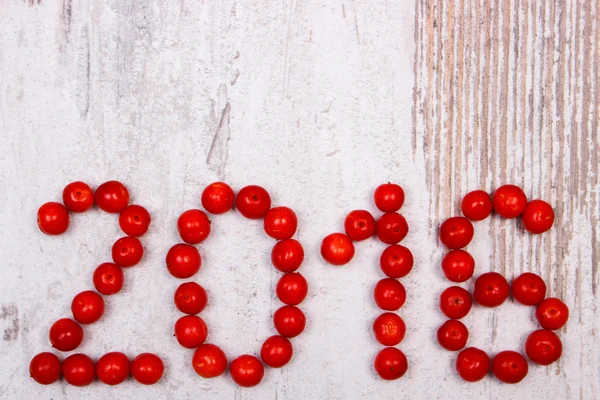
[525,329,563,365]
[96,352,130,385]
[344,210,376,241]
[491,351,528,384]
[439,217,474,249]
[273,305,306,338]
[201,182,234,214]
[37,202,69,235]
[235,185,271,219]
[536,298,569,330]
[379,245,414,278]
[521,199,555,234]
[131,353,164,385]
[49,318,84,351]
[174,315,208,349]
[437,320,469,351]
[441,250,475,283]
[112,236,144,267]
[455,347,490,382]
[29,352,61,385]
[62,353,95,386]
[260,335,293,368]
[119,204,151,237]
[372,312,406,346]
[373,278,406,311]
[174,282,208,314]
[71,290,105,324]
[93,263,124,295]
[374,183,405,212]
[276,273,308,305]
[473,272,510,307]
[229,355,264,387]
[62,181,94,213]
[321,233,355,266]
[95,180,130,213]
[493,184,527,218]
[177,209,211,244]
[439,286,472,319]
[374,347,408,380]
[271,239,304,272]
[166,243,201,278]
[192,344,227,378]
[460,190,492,221]
[264,206,298,240]
[511,272,546,306]
[376,212,409,244]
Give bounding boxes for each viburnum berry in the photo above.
[37,202,69,235]
[441,250,475,283]
[174,282,208,314]
[460,190,492,221]
[29,352,61,385]
[373,347,408,380]
[271,239,304,272]
[437,319,469,351]
[93,263,124,295]
[131,353,164,385]
[372,312,406,346]
[201,182,235,214]
[374,183,405,212]
[491,351,528,384]
[276,273,308,306]
[260,335,293,368]
[235,185,271,219]
[229,355,264,387]
[379,245,414,278]
[192,344,227,378]
[174,315,208,349]
[264,206,298,240]
[49,318,83,351]
[439,217,474,249]
[71,290,105,324]
[536,298,569,330]
[273,305,306,338]
[62,353,95,387]
[166,243,201,278]
[439,286,472,319]
[321,233,355,266]
[62,181,94,213]
[95,180,130,213]
[177,209,211,244]
[511,272,546,306]
[492,184,527,218]
[344,210,376,241]
[119,204,151,237]
[376,212,409,244]
[373,278,406,311]
[525,329,562,365]
[473,272,510,308]
[96,352,130,386]
[112,236,144,267]
[455,347,490,382]
[521,199,555,234]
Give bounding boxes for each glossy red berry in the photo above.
[525,329,563,365]
[235,185,271,219]
[373,278,406,311]
[536,298,569,330]
[273,305,306,338]
[491,351,528,384]
[119,205,151,237]
[379,245,414,278]
[460,190,492,221]
[271,239,304,272]
[260,335,293,368]
[372,312,406,346]
[344,210,376,241]
[174,315,208,349]
[441,250,475,283]
[96,352,130,385]
[374,347,408,380]
[112,236,144,267]
[376,212,409,244]
[521,199,555,234]
[437,319,469,351]
[264,206,298,240]
[166,243,201,278]
[37,202,69,235]
[95,181,130,213]
[439,217,474,249]
[276,273,308,305]
[62,181,94,213]
[71,290,105,324]
[473,272,510,307]
[93,263,124,295]
[62,353,95,386]
[456,347,490,382]
[493,184,527,218]
[229,355,264,387]
[49,318,84,351]
[374,183,405,212]
[29,352,61,385]
[201,182,235,214]
[192,344,227,378]
[321,233,355,266]
[174,282,208,314]
[511,272,546,306]
[177,209,211,244]
[439,286,472,319]
[131,353,164,385]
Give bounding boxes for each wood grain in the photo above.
[414,0,599,396]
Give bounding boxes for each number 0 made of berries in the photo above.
[168,182,308,388]
[31,181,164,387]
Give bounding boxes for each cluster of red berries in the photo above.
[321,183,412,380]
[31,181,164,386]
[437,185,567,384]
[168,182,307,387]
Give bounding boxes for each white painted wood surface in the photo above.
[0,0,598,399]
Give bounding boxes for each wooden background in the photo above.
[0,0,598,399]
